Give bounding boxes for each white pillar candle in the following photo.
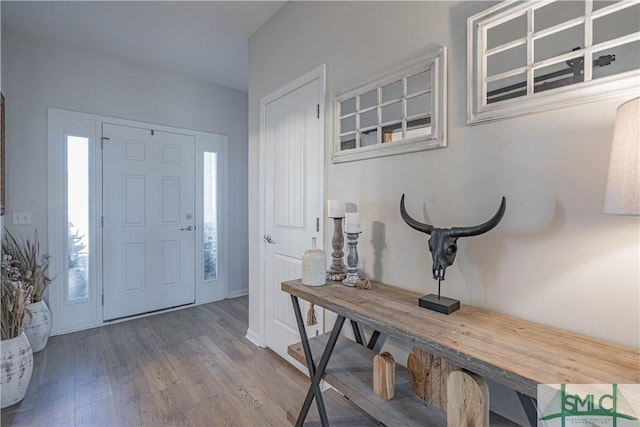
[345,212,360,233]
[328,200,345,218]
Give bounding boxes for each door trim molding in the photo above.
[47,108,229,335]
[248,64,326,347]
[47,109,102,335]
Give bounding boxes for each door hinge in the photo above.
[150,129,155,136]
[316,104,320,119]
[101,216,104,228]
[316,217,319,232]
[101,136,110,149]
[101,294,104,306]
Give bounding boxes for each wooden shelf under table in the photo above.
[288,333,519,426]
[285,386,381,426]
[288,333,447,426]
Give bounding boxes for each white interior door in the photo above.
[102,123,196,320]
[263,74,325,363]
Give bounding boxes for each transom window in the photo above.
[333,47,447,163]
[468,0,640,123]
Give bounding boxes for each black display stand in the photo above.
[419,293,460,315]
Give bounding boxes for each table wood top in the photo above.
[282,279,640,397]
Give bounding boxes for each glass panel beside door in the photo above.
[203,152,218,281]
[66,134,90,302]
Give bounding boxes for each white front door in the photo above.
[102,123,196,320]
[263,72,325,363]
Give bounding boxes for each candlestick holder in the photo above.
[327,217,346,281]
[342,231,361,287]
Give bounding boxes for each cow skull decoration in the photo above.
[400,194,506,282]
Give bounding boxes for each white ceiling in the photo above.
[1,1,286,92]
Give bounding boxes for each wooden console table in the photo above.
[282,279,640,426]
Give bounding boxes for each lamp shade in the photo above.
[604,97,640,216]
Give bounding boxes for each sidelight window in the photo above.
[66,135,90,302]
[203,152,218,281]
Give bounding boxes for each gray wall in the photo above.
[248,0,639,347]
[247,2,639,420]
[2,30,249,296]
[249,1,640,347]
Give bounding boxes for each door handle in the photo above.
[263,234,276,244]
[181,225,193,231]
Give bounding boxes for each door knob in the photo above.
[181,225,193,231]
[263,234,276,244]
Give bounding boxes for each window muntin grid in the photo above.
[468,0,640,123]
[334,48,446,162]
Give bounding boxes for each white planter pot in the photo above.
[23,300,52,353]
[1,332,34,408]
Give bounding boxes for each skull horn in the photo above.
[449,197,506,238]
[400,194,434,235]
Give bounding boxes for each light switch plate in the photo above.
[12,212,32,225]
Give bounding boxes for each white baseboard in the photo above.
[245,328,265,347]
[227,288,248,299]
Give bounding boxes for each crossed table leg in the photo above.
[290,295,345,427]
[291,295,384,427]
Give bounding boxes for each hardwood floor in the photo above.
[1,297,374,427]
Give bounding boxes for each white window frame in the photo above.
[195,134,229,303]
[468,0,640,124]
[333,47,447,163]
[48,109,102,334]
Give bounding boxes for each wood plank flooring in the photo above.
[0,297,374,427]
